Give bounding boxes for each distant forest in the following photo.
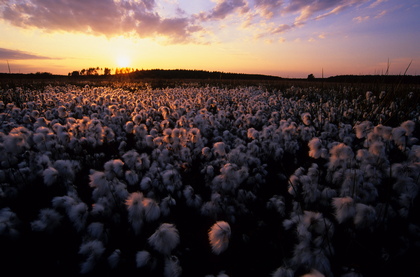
[1,68,420,84]
[67,68,283,81]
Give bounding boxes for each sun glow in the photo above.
[116,55,131,68]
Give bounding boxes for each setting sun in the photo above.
[116,55,130,68]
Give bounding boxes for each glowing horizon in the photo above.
[0,0,419,78]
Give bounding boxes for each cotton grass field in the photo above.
[0,80,419,277]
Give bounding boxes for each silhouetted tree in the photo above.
[104,68,111,75]
[86,67,98,75]
[308,73,315,80]
[70,71,80,77]
[115,67,133,75]
[35,72,52,75]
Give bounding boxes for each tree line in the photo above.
[69,67,109,76]
[68,67,138,76]
[67,68,284,80]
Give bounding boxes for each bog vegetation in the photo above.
[0,80,419,276]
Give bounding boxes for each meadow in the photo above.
[0,78,419,276]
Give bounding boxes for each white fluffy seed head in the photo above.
[148,223,180,256]
[136,250,151,268]
[164,255,182,277]
[208,221,231,255]
[143,198,161,222]
[108,249,121,269]
[332,197,355,224]
[43,167,59,186]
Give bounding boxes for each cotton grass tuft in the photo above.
[208,221,231,255]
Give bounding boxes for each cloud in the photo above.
[196,0,249,21]
[254,0,343,22]
[0,0,377,44]
[284,0,369,24]
[271,24,293,35]
[0,47,53,60]
[254,23,293,40]
[250,0,368,40]
[374,10,387,18]
[314,5,348,21]
[353,15,370,23]
[0,0,200,43]
[368,0,387,9]
[254,0,285,19]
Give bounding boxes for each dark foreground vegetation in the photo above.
[0,75,419,277]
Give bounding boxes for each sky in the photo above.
[0,0,419,78]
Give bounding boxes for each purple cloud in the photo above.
[0,0,376,43]
[283,0,369,23]
[197,0,249,21]
[251,0,369,39]
[250,0,369,24]
[0,0,199,43]
[0,47,52,60]
[254,0,284,18]
[271,23,293,34]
